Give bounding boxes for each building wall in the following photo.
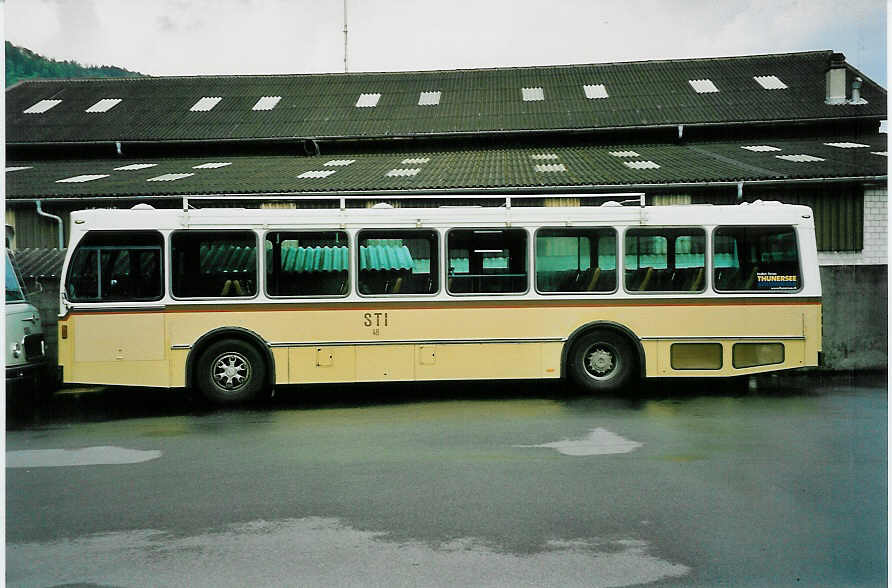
[5,204,70,249]
[819,264,887,370]
[818,186,887,265]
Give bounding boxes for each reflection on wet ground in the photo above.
[9,518,690,588]
[6,371,886,586]
[7,370,876,429]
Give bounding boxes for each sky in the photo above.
[3,0,888,86]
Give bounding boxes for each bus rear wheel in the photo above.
[196,339,266,405]
[568,330,637,393]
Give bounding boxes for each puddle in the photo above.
[515,427,643,456]
[7,517,689,587]
[6,446,162,468]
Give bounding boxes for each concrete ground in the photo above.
[6,372,887,587]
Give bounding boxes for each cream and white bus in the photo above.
[57,196,821,404]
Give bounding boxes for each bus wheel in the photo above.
[196,339,266,405]
[568,330,636,393]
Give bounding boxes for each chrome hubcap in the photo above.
[212,352,251,391]
[584,344,619,379]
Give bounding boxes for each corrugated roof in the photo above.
[10,248,67,280]
[5,134,885,200]
[359,245,414,271]
[280,245,348,272]
[6,51,885,144]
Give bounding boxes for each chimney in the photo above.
[825,52,847,105]
[850,77,867,105]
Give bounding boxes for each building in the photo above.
[5,50,887,370]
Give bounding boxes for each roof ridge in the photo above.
[5,50,835,85]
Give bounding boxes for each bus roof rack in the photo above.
[181,192,646,212]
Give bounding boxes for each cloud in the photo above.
[4,0,886,83]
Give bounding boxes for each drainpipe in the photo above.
[35,201,64,249]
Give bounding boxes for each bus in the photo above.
[57,196,821,404]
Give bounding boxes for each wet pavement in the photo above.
[6,372,887,587]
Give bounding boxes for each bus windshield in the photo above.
[6,252,26,303]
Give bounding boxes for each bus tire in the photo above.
[196,338,266,405]
[568,330,637,393]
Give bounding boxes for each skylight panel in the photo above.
[401,157,430,164]
[190,97,222,112]
[114,163,158,171]
[193,162,232,169]
[609,151,640,157]
[252,96,281,111]
[624,161,661,169]
[56,174,109,183]
[418,91,441,106]
[324,160,355,166]
[741,145,782,152]
[775,154,825,163]
[386,168,421,177]
[530,154,559,160]
[147,173,195,182]
[85,98,122,113]
[23,99,62,114]
[355,93,381,108]
[583,84,608,99]
[298,170,337,179]
[534,164,567,173]
[6,166,33,172]
[688,79,719,94]
[521,87,545,102]
[823,142,870,149]
[754,75,788,90]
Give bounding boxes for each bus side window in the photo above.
[536,228,616,293]
[447,229,527,294]
[64,231,163,302]
[266,231,349,297]
[357,230,438,295]
[713,226,800,292]
[172,231,257,298]
[624,228,705,292]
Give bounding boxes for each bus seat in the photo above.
[743,266,759,289]
[688,267,704,291]
[585,267,601,291]
[220,280,244,296]
[638,267,654,291]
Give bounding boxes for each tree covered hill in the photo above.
[6,41,145,87]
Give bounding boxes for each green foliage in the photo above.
[6,41,145,87]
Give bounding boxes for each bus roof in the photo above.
[69,200,815,231]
